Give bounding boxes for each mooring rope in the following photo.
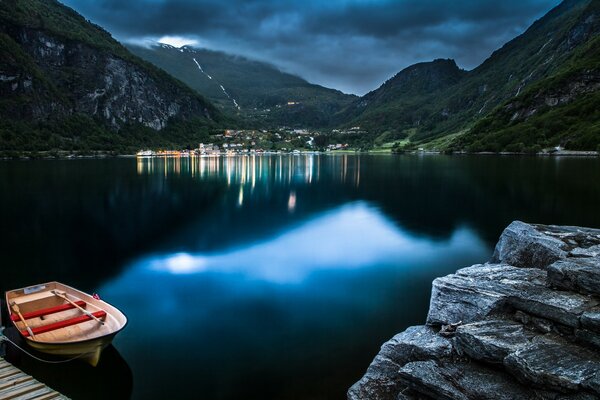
[0,333,94,364]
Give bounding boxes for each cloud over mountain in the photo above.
[62,0,561,94]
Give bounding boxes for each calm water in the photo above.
[1,154,600,399]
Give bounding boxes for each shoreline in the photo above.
[0,149,598,161]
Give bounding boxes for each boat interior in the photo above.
[5,282,127,343]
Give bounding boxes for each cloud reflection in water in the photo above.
[140,201,485,283]
[98,200,490,400]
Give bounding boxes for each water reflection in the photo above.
[142,202,487,283]
[136,154,362,188]
[99,202,488,400]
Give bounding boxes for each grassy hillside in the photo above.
[335,59,467,142]
[127,43,356,128]
[339,0,599,151]
[453,29,600,152]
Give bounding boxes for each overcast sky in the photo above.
[62,0,561,95]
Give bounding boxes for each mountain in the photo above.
[335,59,467,144]
[340,0,600,151]
[0,0,227,154]
[453,0,600,152]
[127,43,356,128]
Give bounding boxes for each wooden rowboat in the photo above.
[5,281,127,367]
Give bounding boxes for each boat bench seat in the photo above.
[21,311,107,337]
[10,300,87,322]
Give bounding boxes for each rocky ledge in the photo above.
[349,221,600,400]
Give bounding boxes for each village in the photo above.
[136,127,355,157]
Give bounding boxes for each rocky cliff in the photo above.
[349,221,600,399]
[0,0,225,152]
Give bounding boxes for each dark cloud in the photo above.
[62,0,561,95]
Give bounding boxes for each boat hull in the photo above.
[5,281,127,367]
[25,332,118,366]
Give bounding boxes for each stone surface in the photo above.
[547,258,600,296]
[491,221,568,269]
[504,336,600,394]
[348,326,451,400]
[455,320,533,363]
[575,328,600,349]
[399,360,545,400]
[506,284,597,328]
[514,310,555,333]
[536,224,600,248]
[426,264,541,325]
[580,311,600,332]
[570,245,600,258]
[427,263,596,327]
[398,361,469,400]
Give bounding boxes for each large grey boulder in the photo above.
[426,264,542,325]
[398,360,548,400]
[454,320,533,363]
[547,257,600,296]
[504,335,600,394]
[427,264,597,327]
[506,284,598,328]
[347,326,451,400]
[570,245,600,258]
[492,221,568,268]
[581,311,600,332]
[398,361,469,400]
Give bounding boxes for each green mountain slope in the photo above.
[340,0,600,151]
[127,43,356,128]
[335,59,467,142]
[0,0,227,154]
[452,2,600,152]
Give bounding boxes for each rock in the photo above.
[491,221,568,269]
[426,264,543,325]
[575,329,600,350]
[547,258,600,296]
[504,335,600,394]
[570,245,600,258]
[399,360,543,400]
[2,21,218,133]
[535,225,600,249]
[514,310,554,333]
[396,392,424,400]
[354,221,600,400]
[427,263,596,327]
[580,311,600,332]
[506,284,597,328]
[455,320,533,363]
[398,361,469,400]
[577,310,600,349]
[348,326,451,400]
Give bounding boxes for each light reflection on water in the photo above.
[10,155,600,399]
[131,202,487,283]
[95,172,490,399]
[136,154,361,190]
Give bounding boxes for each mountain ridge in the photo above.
[0,0,598,153]
[0,0,228,153]
[126,42,356,128]
[337,0,600,151]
